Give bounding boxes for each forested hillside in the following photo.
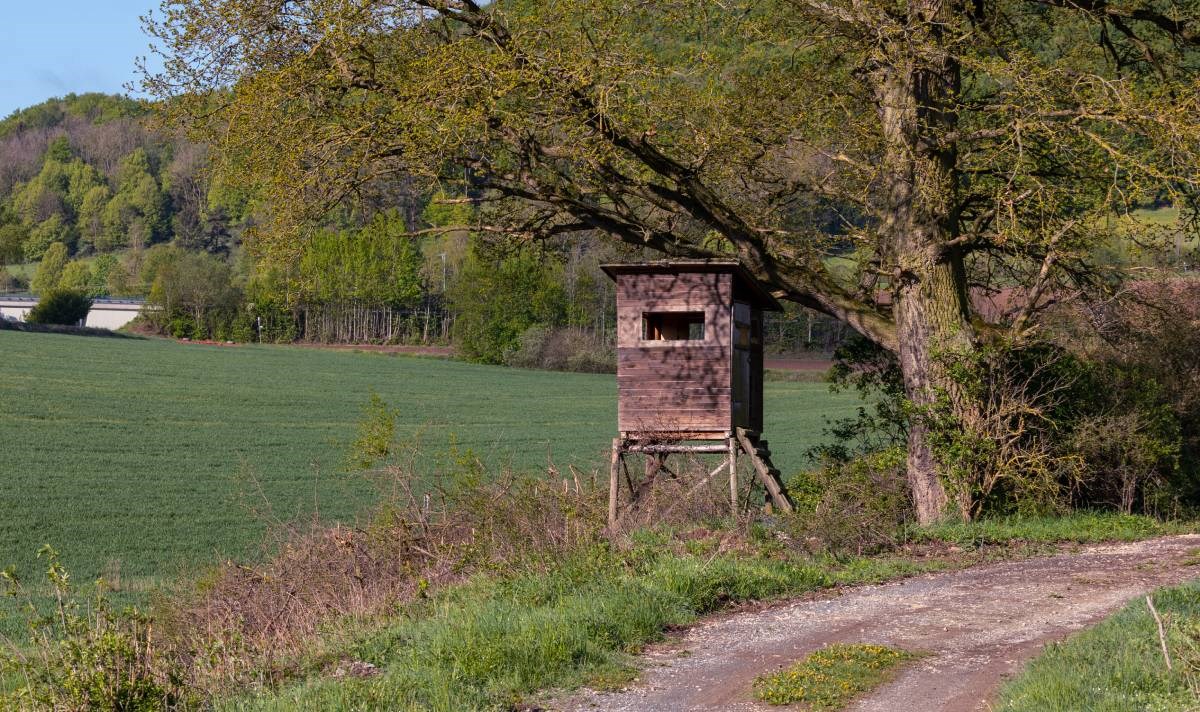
[0,94,634,366]
[0,92,848,365]
[0,93,245,295]
[0,95,244,257]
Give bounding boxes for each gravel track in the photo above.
[556,535,1200,712]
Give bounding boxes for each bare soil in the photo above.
[280,342,454,357]
[556,535,1200,712]
[764,358,834,372]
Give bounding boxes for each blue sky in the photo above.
[0,0,161,118]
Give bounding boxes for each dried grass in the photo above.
[157,447,738,693]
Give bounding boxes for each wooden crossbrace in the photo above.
[607,431,794,526]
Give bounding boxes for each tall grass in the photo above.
[996,580,1200,711]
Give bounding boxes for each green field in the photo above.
[0,330,861,602]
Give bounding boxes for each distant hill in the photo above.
[0,93,146,139]
[0,93,243,269]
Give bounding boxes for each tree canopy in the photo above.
[142,0,1200,522]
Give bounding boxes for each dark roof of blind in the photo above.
[600,260,783,311]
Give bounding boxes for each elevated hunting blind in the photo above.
[601,261,795,525]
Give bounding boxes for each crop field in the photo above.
[0,330,862,616]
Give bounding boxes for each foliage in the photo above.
[1070,278,1200,514]
[787,447,911,555]
[923,345,1092,520]
[450,244,568,364]
[0,93,244,270]
[26,289,93,326]
[29,241,68,294]
[995,580,1200,711]
[1071,412,1179,515]
[753,643,914,708]
[144,245,242,339]
[819,336,1188,521]
[58,259,93,292]
[296,210,423,308]
[0,222,26,266]
[0,93,145,138]
[98,149,169,250]
[142,0,1200,522]
[0,546,189,711]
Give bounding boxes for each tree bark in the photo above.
[874,7,980,525]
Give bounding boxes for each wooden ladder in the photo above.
[735,428,795,514]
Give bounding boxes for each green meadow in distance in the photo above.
[0,330,861,602]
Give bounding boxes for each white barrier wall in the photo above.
[0,298,35,322]
[85,303,144,329]
[0,297,145,330]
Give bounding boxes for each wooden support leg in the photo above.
[728,437,738,518]
[608,438,622,528]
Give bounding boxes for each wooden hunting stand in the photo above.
[601,261,795,526]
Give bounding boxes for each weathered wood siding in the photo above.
[615,272,732,436]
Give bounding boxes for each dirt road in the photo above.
[558,535,1200,712]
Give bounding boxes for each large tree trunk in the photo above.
[895,255,977,524]
[875,10,981,525]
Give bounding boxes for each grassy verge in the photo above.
[753,643,915,708]
[995,579,1200,711]
[218,544,943,711]
[913,511,1191,547]
[215,513,1186,711]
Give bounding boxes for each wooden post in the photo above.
[608,438,622,527]
[728,437,738,518]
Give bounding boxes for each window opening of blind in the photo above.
[642,311,705,341]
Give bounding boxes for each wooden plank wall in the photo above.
[616,272,732,435]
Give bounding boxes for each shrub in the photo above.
[26,289,93,326]
[1071,412,1178,514]
[0,547,190,711]
[1075,279,1200,512]
[451,247,567,364]
[818,335,1185,520]
[786,447,911,554]
[505,325,615,373]
[925,345,1090,519]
